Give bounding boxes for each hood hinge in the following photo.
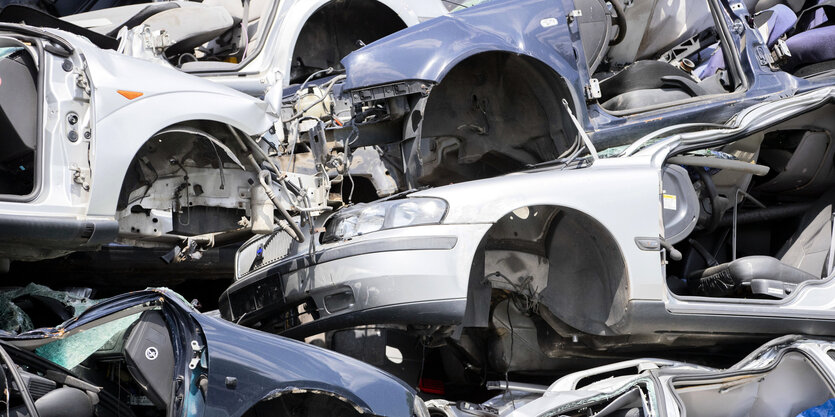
[584,78,601,101]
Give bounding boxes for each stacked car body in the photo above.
[1,0,835,415]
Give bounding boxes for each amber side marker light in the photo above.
[117,90,143,100]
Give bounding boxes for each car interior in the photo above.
[0,41,38,196]
[558,350,833,417]
[577,0,739,113]
[2,308,177,417]
[61,0,275,69]
[673,351,833,417]
[579,0,835,113]
[663,103,835,300]
[61,0,409,84]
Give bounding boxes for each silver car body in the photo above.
[223,86,835,347]
[66,0,447,93]
[499,336,835,417]
[0,25,322,261]
[64,0,448,200]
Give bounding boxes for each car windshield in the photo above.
[34,312,143,370]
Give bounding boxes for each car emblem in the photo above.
[145,347,159,361]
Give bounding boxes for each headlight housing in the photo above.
[322,198,447,243]
[413,394,431,417]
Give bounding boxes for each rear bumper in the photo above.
[220,224,490,338]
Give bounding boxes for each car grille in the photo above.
[236,231,294,279]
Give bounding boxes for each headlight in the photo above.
[413,394,431,417]
[322,198,447,242]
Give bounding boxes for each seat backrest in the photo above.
[0,48,38,163]
[755,0,806,13]
[755,130,835,196]
[778,191,835,276]
[124,310,174,410]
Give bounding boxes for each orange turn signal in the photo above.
[117,90,143,100]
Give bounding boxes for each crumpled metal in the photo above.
[0,283,97,334]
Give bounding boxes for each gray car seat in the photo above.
[696,189,835,298]
[0,48,37,164]
[598,60,709,111]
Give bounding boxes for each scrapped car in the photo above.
[0,23,331,263]
[39,0,449,201]
[278,0,835,191]
[219,0,835,385]
[222,83,835,382]
[0,288,428,417]
[427,335,835,417]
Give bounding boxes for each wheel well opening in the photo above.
[242,390,365,417]
[413,52,579,187]
[116,120,248,212]
[290,0,407,84]
[475,205,628,339]
[455,205,629,372]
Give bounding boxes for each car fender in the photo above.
[414,158,668,302]
[192,313,417,417]
[85,91,274,217]
[340,0,585,110]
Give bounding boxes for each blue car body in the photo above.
[338,0,833,150]
[2,289,421,417]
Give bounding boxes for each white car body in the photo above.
[0,0,448,262]
[427,336,835,417]
[0,24,321,261]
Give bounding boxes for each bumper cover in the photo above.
[220,224,490,338]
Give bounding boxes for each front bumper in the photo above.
[219,223,491,338]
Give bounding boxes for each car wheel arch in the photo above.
[402,51,584,187]
[283,0,412,85]
[463,204,629,337]
[240,386,370,417]
[114,120,258,231]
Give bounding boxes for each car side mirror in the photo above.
[34,387,94,417]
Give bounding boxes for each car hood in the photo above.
[192,312,419,417]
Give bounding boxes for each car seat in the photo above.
[123,310,174,410]
[753,0,835,75]
[0,48,37,164]
[599,60,708,110]
[696,189,835,298]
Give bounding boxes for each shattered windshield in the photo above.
[35,312,142,369]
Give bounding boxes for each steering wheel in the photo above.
[609,0,628,45]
